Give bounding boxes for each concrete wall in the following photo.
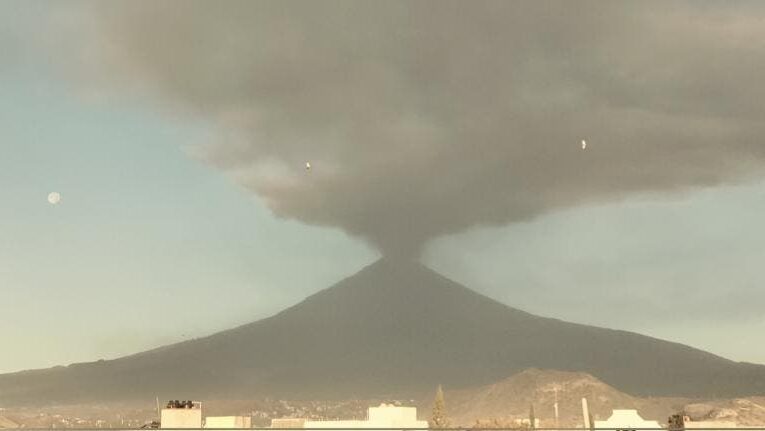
[368,405,417,424]
[205,416,252,429]
[161,408,203,429]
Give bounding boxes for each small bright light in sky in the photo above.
[581,139,587,150]
[305,161,312,170]
[47,192,61,205]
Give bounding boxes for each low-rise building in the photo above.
[161,400,203,429]
[594,410,661,430]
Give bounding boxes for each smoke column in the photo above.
[57,0,765,257]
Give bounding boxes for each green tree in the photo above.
[430,385,450,429]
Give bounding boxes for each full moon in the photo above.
[47,192,61,205]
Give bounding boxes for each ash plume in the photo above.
[69,1,765,257]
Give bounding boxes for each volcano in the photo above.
[2,258,764,406]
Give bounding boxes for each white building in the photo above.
[277,404,428,429]
[594,410,661,430]
[161,401,203,429]
[205,416,252,429]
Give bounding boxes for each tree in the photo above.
[430,385,450,429]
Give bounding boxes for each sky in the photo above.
[1,0,765,373]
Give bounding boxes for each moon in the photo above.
[47,192,61,205]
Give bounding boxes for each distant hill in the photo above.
[439,369,765,427]
[1,258,765,406]
[440,369,686,427]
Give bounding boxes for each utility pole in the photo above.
[553,387,560,430]
[529,404,536,430]
[582,398,593,430]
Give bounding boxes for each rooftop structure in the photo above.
[594,410,661,430]
[161,400,202,429]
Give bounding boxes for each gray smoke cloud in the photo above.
[70,0,765,257]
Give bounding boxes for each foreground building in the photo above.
[594,410,661,430]
[161,400,203,429]
[205,416,252,429]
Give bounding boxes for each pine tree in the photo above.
[430,385,450,429]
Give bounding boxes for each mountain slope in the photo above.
[1,258,764,405]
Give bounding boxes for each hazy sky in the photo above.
[2,0,765,373]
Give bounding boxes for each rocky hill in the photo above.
[441,369,686,427]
